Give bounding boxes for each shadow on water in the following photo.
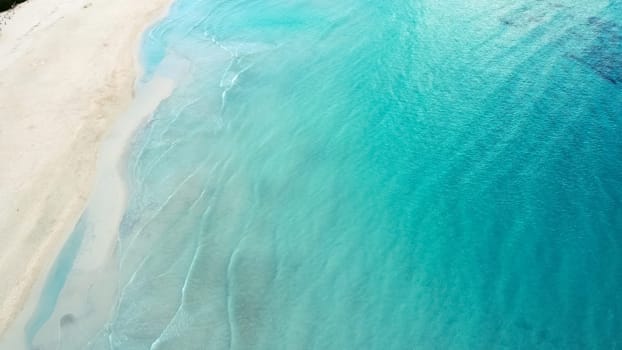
[570,17,622,84]
[497,0,622,85]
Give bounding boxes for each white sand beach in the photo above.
[0,0,171,336]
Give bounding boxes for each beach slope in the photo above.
[0,0,170,335]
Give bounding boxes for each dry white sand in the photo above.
[0,0,171,336]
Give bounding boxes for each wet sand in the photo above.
[0,0,172,337]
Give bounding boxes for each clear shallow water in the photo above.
[27,0,622,349]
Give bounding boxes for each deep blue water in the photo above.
[27,0,622,349]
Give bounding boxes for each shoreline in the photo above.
[0,0,173,340]
[25,73,178,349]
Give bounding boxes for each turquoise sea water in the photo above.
[26,0,622,349]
